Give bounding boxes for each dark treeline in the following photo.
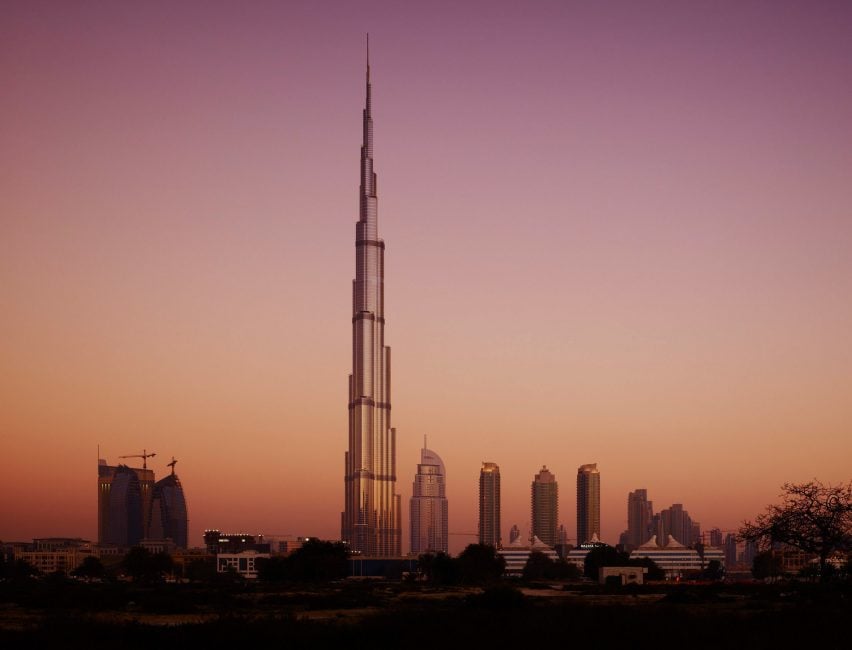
[256,539,349,582]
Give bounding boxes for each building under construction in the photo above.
[97,451,188,548]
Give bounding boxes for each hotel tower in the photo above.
[531,466,558,547]
[410,439,448,554]
[341,43,402,557]
[479,462,502,548]
[576,463,601,545]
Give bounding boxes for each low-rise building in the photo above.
[498,536,559,576]
[217,549,269,579]
[564,533,606,570]
[630,535,723,578]
[599,566,647,585]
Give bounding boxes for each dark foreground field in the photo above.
[1,579,848,649]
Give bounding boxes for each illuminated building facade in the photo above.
[576,463,601,545]
[409,442,448,554]
[479,462,501,548]
[341,44,402,556]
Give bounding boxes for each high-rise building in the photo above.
[479,462,501,548]
[341,44,402,557]
[99,456,188,548]
[724,533,738,568]
[555,524,571,558]
[147,462,189,548]
[105,465,144,547]
[625,488,654,550]
[509,524,521,544]
[576,463,601,545]
[409,441,448,554]
[709,527,723,548]
[742,539,758,568]
[653,503,699,547]
[531,466,558,547]
[98,459,154,547]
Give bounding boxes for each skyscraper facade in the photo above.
[148,468,189,548]
[479,462,501,548]
[576,463,601,545]
[709,527,723,547]
[409,442,448,554]
[98,459,153,547]
[531,466,558,547]
[625,488,654,550]
[341,46,401,557]
[652,503,699,546]
[98,457,188,548]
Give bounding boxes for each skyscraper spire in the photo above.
[342,43,401,557]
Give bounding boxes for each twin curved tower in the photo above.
[342,46,402,556]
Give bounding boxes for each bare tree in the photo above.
[739,480,851,581]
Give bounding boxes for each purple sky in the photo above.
[2,1,851,551]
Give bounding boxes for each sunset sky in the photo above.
[2,1,851,553]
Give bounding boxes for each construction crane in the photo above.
[118,449,156,469]
[167,457,178,475]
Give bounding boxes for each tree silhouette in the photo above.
[72,555,105,579]
[583,546,629,580]
[522,551,581,581]
[457,544,505,584]
[751,551,784,580]
[417,552,459,585]
[122,547,173,582]
[739,480,851,582]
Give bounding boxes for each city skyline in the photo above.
[2,2,851,552]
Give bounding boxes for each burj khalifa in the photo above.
[342,42,401,557]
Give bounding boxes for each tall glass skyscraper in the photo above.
[409,441,448,554]
[98,459,153,547]
[479,462,501,548]
[342,43,401,557]
[105,465,144,547]
[98,457,188,548]
[626,488,653,550]
[531,466,558,547]
[148,470,189,548]
[576,463,601,545]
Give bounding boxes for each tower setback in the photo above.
[341,42,402,557]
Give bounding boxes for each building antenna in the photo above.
[424,434,427,450]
